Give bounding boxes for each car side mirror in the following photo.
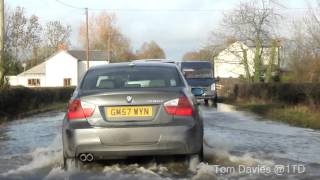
[191,88,204,96]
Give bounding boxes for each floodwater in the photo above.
[0,103,319,180]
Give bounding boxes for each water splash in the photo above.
[204,142,274,167]
[2,134,62,177]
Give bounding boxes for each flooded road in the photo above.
[0,103,319,180]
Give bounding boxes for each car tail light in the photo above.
[67,99,95,120]
[164,96,193,116]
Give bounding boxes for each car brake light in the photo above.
[164,96,193,116]
[67,99,95,120]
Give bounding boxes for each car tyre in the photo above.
[204,99,209,105]
[213,94,218,103]
[188,146,203,172]
[64,157,81,171]
[188,153,201,172]
[210,99,217,106]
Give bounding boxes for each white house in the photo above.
[214,41,279,78]
[7,50,109,87]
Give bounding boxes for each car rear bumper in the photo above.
[195,92,217,100]
[195,95,216,100]
[63,122,202,159]
[191,87,217,100]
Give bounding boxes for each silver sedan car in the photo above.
[62,62,203,169]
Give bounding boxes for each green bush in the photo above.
[234,83,320,105]
[0,87,75,119]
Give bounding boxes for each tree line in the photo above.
[3,6,71,76]
[2,7,166,78]
[78,11,165,62]
[6,1,320,85]
[182,0,320,83]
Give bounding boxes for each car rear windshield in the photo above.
[182,68,213,79]
[81,66,184,90]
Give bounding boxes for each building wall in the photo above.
[214,41,280,79]
[214,42,255,78]
[45,51,78,87]
[7,76,18,86]
[7,51,109,87]
[7,74,46,87]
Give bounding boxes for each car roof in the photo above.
[180,61,212,68]
[133,59,176,64]
[89,61,178,71]
[180,60,211,63]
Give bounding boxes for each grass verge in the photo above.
[234,101,320,129]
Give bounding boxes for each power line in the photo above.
[56,0,90,69]
[54,1,231,12]
[88,8,232,12]
[270,0,287,9]
[55,0,85,10]
[55,0,319,12]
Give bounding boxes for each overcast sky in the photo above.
[6,0,319,59]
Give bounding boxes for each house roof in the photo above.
[19,61,46,76]
[214,41,249,57]
[68,50,108,61]
[17,50,108,76]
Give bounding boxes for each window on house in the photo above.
[28,79,40,86]
[63,78,72,86]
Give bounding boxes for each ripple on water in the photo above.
[1,106,320,180]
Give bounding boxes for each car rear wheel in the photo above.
[205,99,216,107]
[211,98,217,105]
[204,99,209,105]
[213,94,218,103]
[188,153,202,172]
[187,145,203,172]
[64,157,81,171]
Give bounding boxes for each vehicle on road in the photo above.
[177,61,218,104]
[62,62,204,170]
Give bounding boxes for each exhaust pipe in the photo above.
[86,153,94,162]
[79,153,87,162]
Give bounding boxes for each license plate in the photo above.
[106,106,153,118]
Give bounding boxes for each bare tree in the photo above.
[265,39,277,82]
[218,0,280,82]
[183,42,227,62]
[286,2,320,82]
[79,11,133,62]
[182,51,202,60]
[24,15,42,66]
[1,6,72,76]
[136,41,166,59]
[205,34,255,81]
[5,7,27,60]
[240,44,252,82]
[44,20,71,53]
[2,6,29,76]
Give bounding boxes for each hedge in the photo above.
[233,83,320,105]
[0,87,75,120]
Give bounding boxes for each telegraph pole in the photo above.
[107,31,111,63]
[85,7,89,70]
[0,0,4,87]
